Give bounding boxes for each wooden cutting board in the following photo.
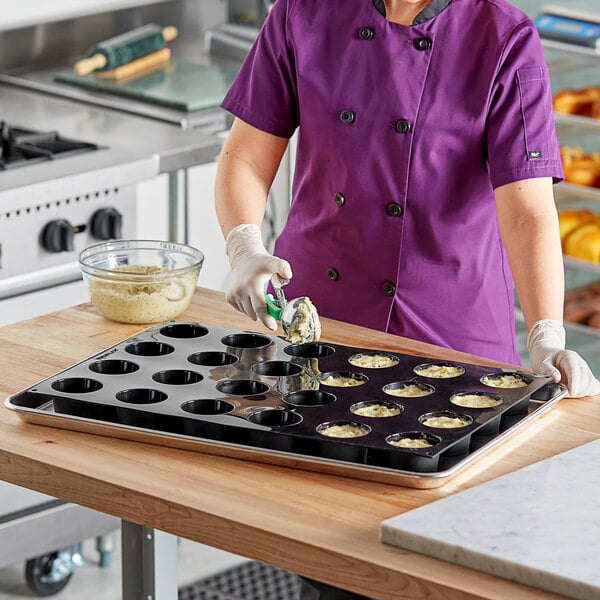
[55,60,237,113]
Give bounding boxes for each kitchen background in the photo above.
[1,0,600,598]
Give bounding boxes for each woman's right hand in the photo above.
[225,223,292,330]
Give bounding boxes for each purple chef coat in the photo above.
[221,0,563,363]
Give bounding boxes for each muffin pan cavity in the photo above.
[89,359,139,375]
[5,321,567,487]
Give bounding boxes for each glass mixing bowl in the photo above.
[79,240,204,324]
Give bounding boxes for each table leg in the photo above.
[121,520,178,600]
[168,169,189,244]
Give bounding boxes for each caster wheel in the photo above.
[25,551,74,596]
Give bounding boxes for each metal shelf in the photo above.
[543,39,600,59]
[555,182,600,202]
[555,112,600,130]
[563,255,600,275]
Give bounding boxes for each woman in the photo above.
[216,0,600,404]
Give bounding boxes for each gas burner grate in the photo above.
[0,121,99,170]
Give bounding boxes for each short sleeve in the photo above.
[221,0,299,139]
[486,20,564,188]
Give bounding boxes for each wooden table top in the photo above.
[1,288,597,600]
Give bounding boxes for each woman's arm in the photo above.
[494,177,564,329]
[214,117,291,329]
[495,178,600,397]
[215,117,289,238]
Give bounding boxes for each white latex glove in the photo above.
[225,223,292,331]
[527,319,600,398]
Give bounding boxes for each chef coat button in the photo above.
[414,37,432,50]
[334,192,346,206]
[387,203,403,217]
[383,282,396,296]
[395,119,411,134]
[359,27,374,40]
[327,268,340,281]
[340,110,355,124]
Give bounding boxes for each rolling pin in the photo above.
[94,47,171,81]
[73,24,178,76]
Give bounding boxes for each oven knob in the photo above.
[90,207,122,240]
[41,219,75,253]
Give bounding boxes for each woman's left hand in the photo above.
[528,319,600,398]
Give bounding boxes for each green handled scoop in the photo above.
[265,275,321,344]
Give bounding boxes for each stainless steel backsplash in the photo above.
[0,0,226,73]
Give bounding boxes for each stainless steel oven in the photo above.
[0,122,139,326]
[0,115,145,593]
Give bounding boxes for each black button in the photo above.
[359,27,374,40]
[383,282,396,296]
[387,203,403,217]
[395,119,411,134]
[414,37,432,50]
[340,110,355,124]
[334,193,346,206]
[327,268,339,281]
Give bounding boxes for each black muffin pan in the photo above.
[5,321,566,480]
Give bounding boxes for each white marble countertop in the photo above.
[381,438,600,600]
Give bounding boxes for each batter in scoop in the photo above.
[284,296,322,344]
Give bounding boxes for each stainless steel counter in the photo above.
[0,0,236,130]
[0,84,222,196]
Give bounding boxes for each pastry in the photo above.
[553,89,594,115]
[563,298,600,324]
[587,312,600,329]
[558,209,598,249]
[553,87,600,116]
[564,220,600,262]
[566,156,600,187]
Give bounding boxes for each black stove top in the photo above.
[0,122,99,170]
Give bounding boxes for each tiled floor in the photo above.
[0,531,248,600]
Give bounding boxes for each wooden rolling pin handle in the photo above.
[94,47,171,80]
[161,26,178,43]
[73,53,107,76]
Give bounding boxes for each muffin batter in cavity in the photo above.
[348,353,398,368]
[318,423,369,438]
[414,363,465,378]
[388,437,434,448]
[482,373,529,388]
[422,414,470,428]
[385,383,433,397]
[351,403,401,417]
[320,375,365,387]
[450,393,502,408]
